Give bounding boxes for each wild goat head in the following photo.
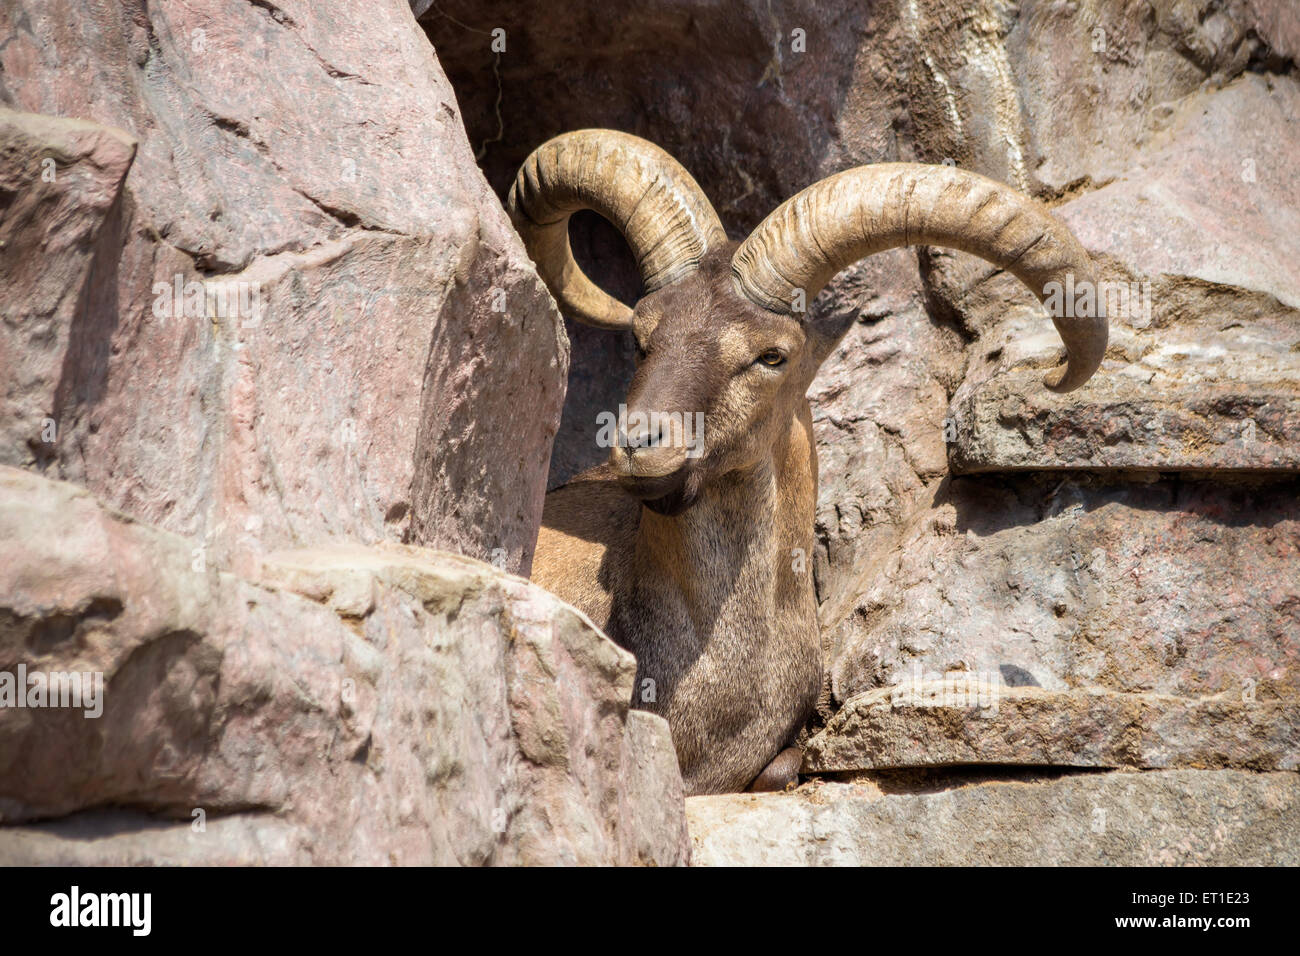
[509,130,1107,515]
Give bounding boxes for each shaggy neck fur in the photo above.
[632,416,812,630]
[608,400,820,793]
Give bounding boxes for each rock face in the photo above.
[0,467,688,865]
[687,771,1300,866]
[827,476,1300,705]
[0,0,567,577]
[946,73,1300,475]
[804,682,1300,773]
[0,110,137,474]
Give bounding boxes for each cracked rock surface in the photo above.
[687,770,1300,866]
[0,466,688,865]
[1,0,567,577]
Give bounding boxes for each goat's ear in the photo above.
[803,309,861,370]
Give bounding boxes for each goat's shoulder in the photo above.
[532,464,637,630]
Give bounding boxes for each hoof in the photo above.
[746,746,802,793]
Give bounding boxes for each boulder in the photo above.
[0,110,136,474]
[0,466,688,865]
[805,681,1300,773]
[828,475,1300,706]
[945,73,1300,474]
[0,0,567,576]
[687,770,1300,866]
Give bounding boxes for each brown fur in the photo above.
[532,246,846,795]
[747,747,804,792]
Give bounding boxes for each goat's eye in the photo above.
[756,350,786,368]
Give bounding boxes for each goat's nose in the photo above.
[613,407,690,480]
[622,416,664,452]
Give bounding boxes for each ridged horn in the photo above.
[731,163,1108,392]
[508,130,726,331]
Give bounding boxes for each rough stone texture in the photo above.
[824,70,1300,718]
[426,0,1300,221]
[422,1,877,234]
[806,256,964,630]
[949,352,1300,474]
[905,0,1298,198]
[0,467,689,865]
[0,811,314,867]
[1060,73,1300,310]
[687,771,1300,866]
[805,682,1300,773]
[0,0,567,576]
[0,109,136,473]
[828,475,1300,706]
[945,73,1300,474]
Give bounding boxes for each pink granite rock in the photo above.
[945,74,1300,474]
[827,475,1300,706]
[0,0,567,576]
[0,466,688,865]
[804,682,1300,772]
[687,771,1300,866]
[0,109,136,473]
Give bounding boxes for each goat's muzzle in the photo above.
[610,425,699,515]
[617,469,697,516]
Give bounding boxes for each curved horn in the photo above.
[731,164,1107,392]
[508,130,726,331]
